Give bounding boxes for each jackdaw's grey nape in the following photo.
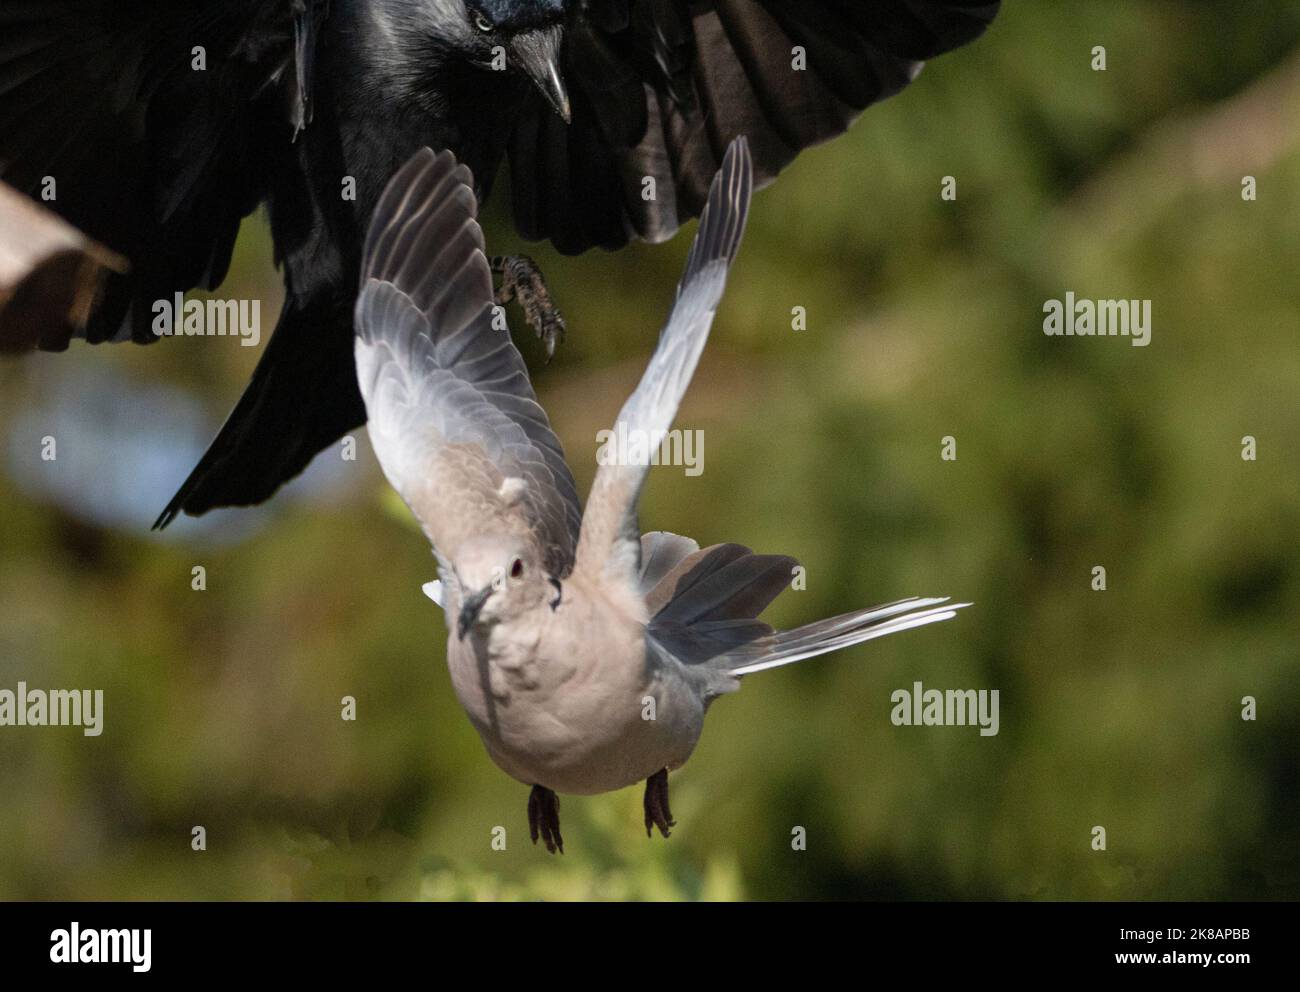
[353,137,969,852]
[0,2,1001,526]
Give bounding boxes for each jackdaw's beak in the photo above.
[513,26,571,124]
[458,586,493,639]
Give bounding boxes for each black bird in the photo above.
[0,0,1000,525]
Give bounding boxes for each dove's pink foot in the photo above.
[528,784,563,854]
[643,768,676,839]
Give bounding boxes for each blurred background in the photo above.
[1,1,1298,900]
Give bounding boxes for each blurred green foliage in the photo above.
[1,2,1298,900]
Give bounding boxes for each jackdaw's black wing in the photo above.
[0,0,321,348]
[508,0,1000,255]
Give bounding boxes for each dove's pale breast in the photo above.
[445,576,706,796]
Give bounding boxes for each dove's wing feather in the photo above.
[355,149,582,576]
[574,137,752,584]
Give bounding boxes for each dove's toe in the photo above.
[643,768,676,839]
[528,784,564,854]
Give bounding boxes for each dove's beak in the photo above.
[458,586,493,639]
[513,26,571,124]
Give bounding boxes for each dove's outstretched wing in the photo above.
[354,149,582,577]
[574,137,753,584]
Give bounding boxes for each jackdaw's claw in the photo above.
[491,254,565,361]
[528,784,564,854]
[643,768,676,839]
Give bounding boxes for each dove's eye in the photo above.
[510,558,524,578]
[473,11,494,33]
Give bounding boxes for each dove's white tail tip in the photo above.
[727,598,970,677]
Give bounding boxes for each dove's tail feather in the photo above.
[722,598,968,676]
[643,541,967,699]
[637,531,701,600]
[645,542,796,622]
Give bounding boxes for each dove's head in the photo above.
[453,534,550,638]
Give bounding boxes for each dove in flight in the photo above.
[354,137,967,852]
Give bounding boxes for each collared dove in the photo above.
[355,137,968,853]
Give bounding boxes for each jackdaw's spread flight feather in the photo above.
[354,137,968,851]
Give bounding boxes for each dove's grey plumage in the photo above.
[355,149,582,580]
[356,138,967,849]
